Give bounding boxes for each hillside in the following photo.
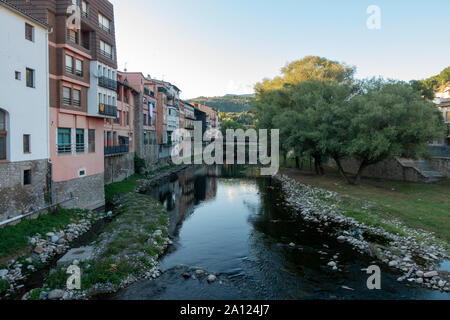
[188,94,254,113]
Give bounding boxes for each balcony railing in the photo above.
[65,66,74,74]
[76,143,85,153]
[98,76,117,90]
[100,49,113,60]
[82,11,89,19]
[99,104,117,117]
[104,145,129,155]
[67,33,78,44]
[63,97,72,105]
[73,99,81,107]
[75,69,83,77]
[99,24,111,34]
[430,145,450,158]
[57,144,72,154]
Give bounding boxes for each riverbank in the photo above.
[1,164,186,300]
[275,172,449,292]
[281,167,450,243]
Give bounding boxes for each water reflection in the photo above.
[115,166,450,300]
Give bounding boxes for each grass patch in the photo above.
[104,174,143,203]
[282,167,450,243]
[0,279,9,293]
[29,288,42,300]
[0,208,89,259]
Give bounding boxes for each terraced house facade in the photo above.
[0,0,50,221]
[8,0,118,209]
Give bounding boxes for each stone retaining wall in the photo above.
[52,172,105,210]
[0,159,48,221]
[327,158,426,182]
[104,152,135,185]
[429,158,450,178]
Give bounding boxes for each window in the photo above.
[24,170,31,185]
[100,40,113,59]
[98,13,111,33]
[81,0,89,18]
[23,135,30,153]
[26,68,34,88]
[63,86,71,105]
[76,129,85,153]
[25,23,34,41]
[57,128,71,154]
[15,71,21,80]
[0,110,6,160]
[73,89,81,107]
[126,111,129,126]
[75,59,83,76]
[65,55,73,73]
[88,129,95,153]
[446,111,450,123]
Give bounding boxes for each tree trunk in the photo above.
[283,153,287,166]
[295,156,300,169]
[334,157,352,184]
[352,160,368,185]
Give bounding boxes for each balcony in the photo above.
[57,144,72,154]
[67,33,78,45]
[99,24,111,34]
[100,49,113,60]
[99,104,117,117]
[104,145,129,156]
[82,10,89,19]
[98,76,117,90]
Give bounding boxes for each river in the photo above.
[111,165,449,300]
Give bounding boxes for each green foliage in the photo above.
[415,66,450,94]
[29,288,42,300]
[254,57,445,184]
[255,56,355,96]
[104,174,142,203]
[134,155,146,175]
[218,111,255,126]
[219,119,246,136]
[0,279,9,293]
[189,94,254,113]
[0,208,87,258]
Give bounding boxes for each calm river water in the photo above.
[112,166,449,300]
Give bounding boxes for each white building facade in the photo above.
[0,0,50,221]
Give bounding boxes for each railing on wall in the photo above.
[430,145,450,158]
[104,145,129,156]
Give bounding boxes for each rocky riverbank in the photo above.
[19,165,190,300]
[0,209,108,299]
[275,174,450,293]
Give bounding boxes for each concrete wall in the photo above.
[0,159,48,221]
[104,152,135,185]
[328,158,426,183]
[52,172,105,210]
[429,158,450,178]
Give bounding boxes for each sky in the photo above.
[109,0,450,100]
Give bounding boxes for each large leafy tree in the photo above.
[345,80,445,184]
[254,56,356,96]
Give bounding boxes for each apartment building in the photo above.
[0,0,50,221]
[183,102,195,132]
[120,72,159,170]
[434,83,450,147]
[9,0,118,209]
[103,72,138,184]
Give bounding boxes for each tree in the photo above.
[255,56,356,96]
[345,80,445,184]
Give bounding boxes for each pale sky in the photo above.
[109,0,450,100]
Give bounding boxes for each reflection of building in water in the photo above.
[149,166,218,235]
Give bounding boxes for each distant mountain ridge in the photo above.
[188,94,254,113]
